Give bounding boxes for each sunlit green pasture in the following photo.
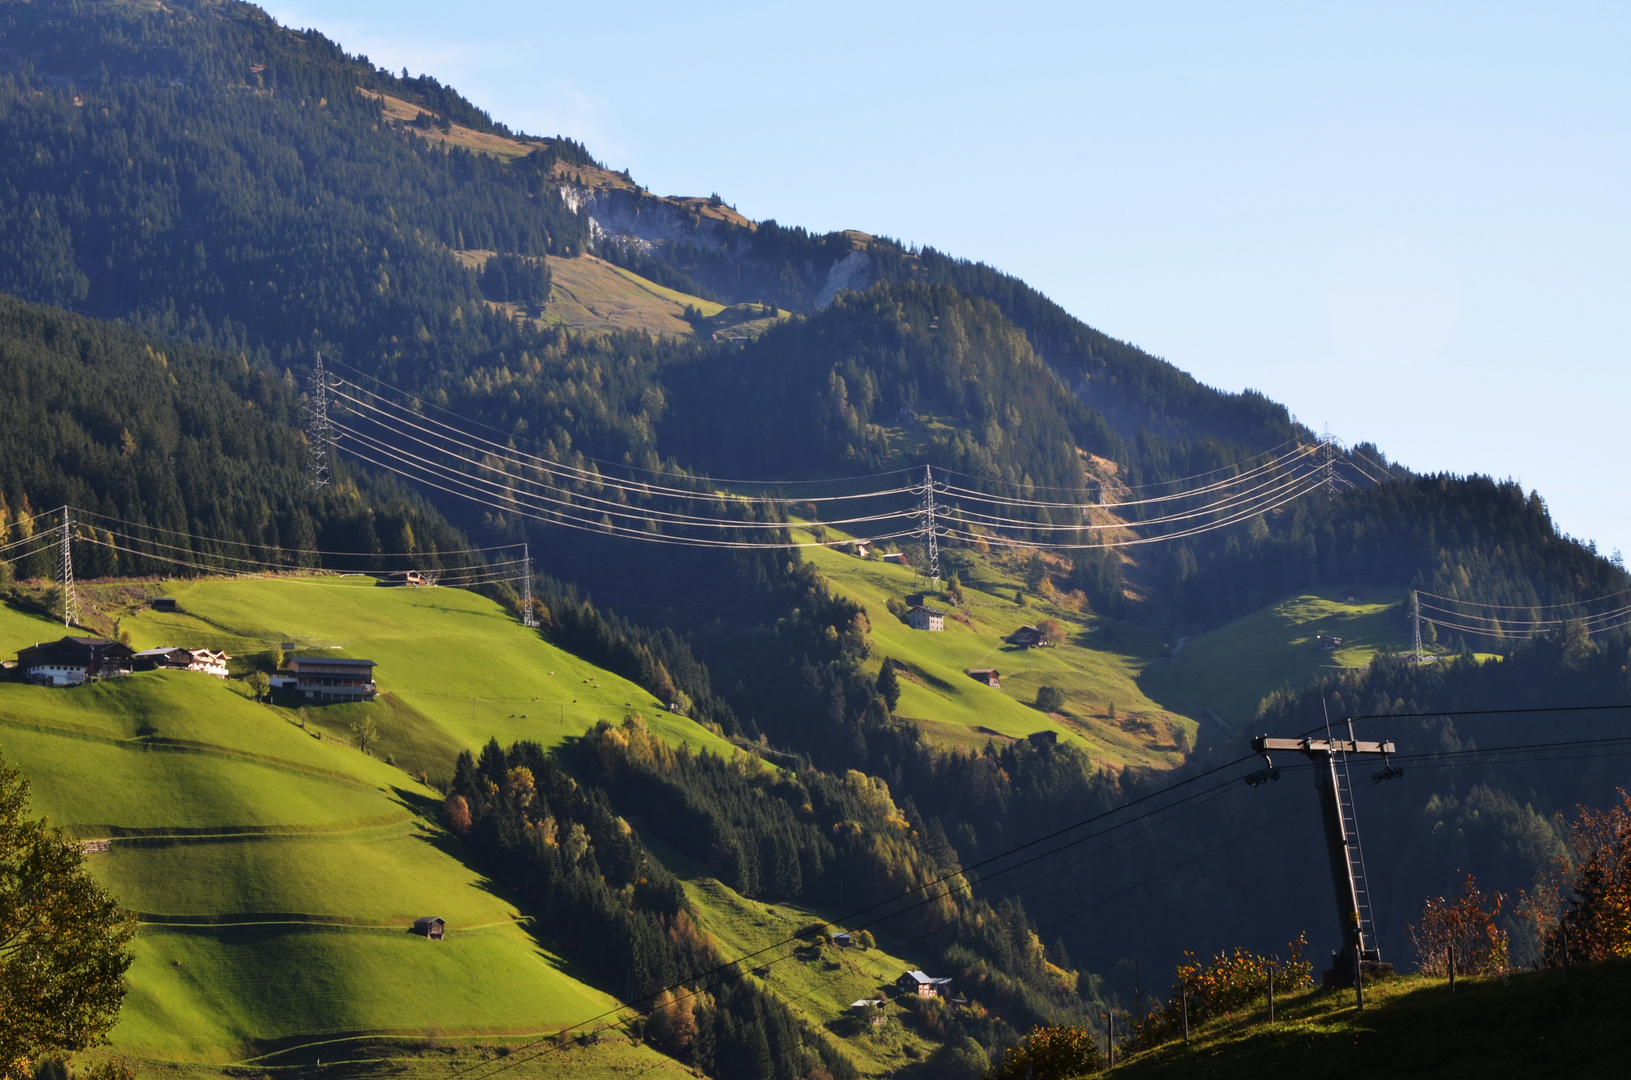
[115,922,614,1061]
[0,578,748,1063]
[116,575,736,770]
[798,529,1194,769]
[1137,588,1410,732]
[680,873,940,1078]
[91,825,512,926]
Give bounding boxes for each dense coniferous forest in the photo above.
[3,3,1630,1075]
[0,293,475,577]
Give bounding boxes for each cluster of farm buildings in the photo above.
[4,634,379,701]
[4,595,378,700]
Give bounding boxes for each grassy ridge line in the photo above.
[1113,961,1631,1079]
[116,576,739,778]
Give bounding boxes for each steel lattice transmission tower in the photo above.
[306,352,334,488]
[915,465,941,587]
[520,542,539,628]
[1412,589,1424,662]
[59,506,79,627]
[1320,426,1338,497]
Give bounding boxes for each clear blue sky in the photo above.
[266,1,1631,555]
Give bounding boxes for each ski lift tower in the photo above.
[1250,731,1400,1000]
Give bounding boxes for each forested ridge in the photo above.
[0,292,474,577]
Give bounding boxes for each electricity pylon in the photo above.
[60,506,79,627]
[307,352,333,488]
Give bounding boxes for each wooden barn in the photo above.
[966,668,1001,688]
[1005,625,1044,648]
[413,916,445,939]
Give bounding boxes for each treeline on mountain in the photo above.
[477,252,551,305]
[444,726,1096,1077]
[663,283,1115,496]
[1149,473,1629,632]
[597,237,726,305]
[628,220,867,314]
[0,293,476,579]
[871,245,1307,456]
[0,6,587,364]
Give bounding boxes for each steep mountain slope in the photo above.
[797,527,1191,766]
[0,589,655,1061]
[4,5,1631,1076]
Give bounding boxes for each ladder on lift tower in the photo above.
[1333,751,1378,958]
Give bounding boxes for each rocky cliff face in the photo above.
[563,183,738,253]
[560,179,878,312]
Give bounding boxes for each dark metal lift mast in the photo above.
[1252,734,1398,993]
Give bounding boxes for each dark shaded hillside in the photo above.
[0,0,586,360]
[663,282,1120,493]
[1157,473,1631,631]
[0,293,472,577]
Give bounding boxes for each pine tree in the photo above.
[875,661,901,712]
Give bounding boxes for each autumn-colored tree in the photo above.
[986,1024,1099,1080]
[1035,618,1065,645]
[1521,789,1631,965]
[645,989,699,1055]
[443,794,472,836]
[1408,874,1509,975]
[504,766,536,810]
[0,751,137,1079]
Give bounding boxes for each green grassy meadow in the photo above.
[678,872,942,1077]
[1137,588,1410,734]
[799,530,1194,769]
[115,574,737,777]
[0,578,742,1067]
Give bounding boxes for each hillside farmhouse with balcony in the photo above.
[15,637,135,686]
[285,656,378,701]
[132,647,231,677]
